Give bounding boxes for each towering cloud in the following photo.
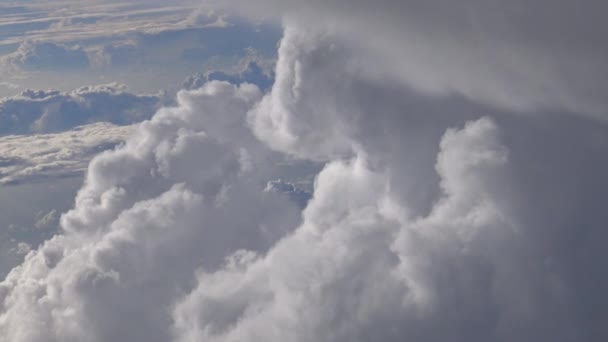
[1,1,608,342]
[222,0,608,118]
[0,81,303,342]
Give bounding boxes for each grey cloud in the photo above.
[183,56,274,91]
[1,4,608,342]
[186,26,608,341]
[34,210,59,230]
[3,41,89,70]
[0,84,163,135]
[220,0,608,119]
[0,82,303,342]
[89,20,279,71]
[0,122,133,185]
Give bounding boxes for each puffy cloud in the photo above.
[0,81,303,342]
[183,52,275,91]
[179,23,608,341]
[2,4,608,342]
[0,84,163,135]
[170,118,505,341]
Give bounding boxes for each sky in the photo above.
[0,1,608,341]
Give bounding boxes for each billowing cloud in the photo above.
[1,2,608,342]
[0,84,163,135]
[0,81,303,342]
[220,0,608,119]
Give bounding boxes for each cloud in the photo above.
[0,82,19,90]
[34,210,59,230]
[0,2,209,48]
[3,41,89,71]
[170,118,510,341]
[10,243,31,256]
[0,122,134,185]
[1,4,608,342]
[183,56,274,91]
[0,84,163,135]
[0,81,303,342]
[0,2,282,95]
[219,0,608,119]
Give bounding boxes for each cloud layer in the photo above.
[0,122,133,185]
[0,84,162,135]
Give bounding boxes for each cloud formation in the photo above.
[222,0,608,119]
[183,56,274,91]
[1,2,608,342]
[3,41,89,71]
[0,122,133,185]
[0,84,162,135]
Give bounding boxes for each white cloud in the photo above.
[0,82,303,341]
[1,3,608,342]
[0,122,133,185]
[221,0,608,119]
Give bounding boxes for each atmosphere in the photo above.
[0,1,607,341]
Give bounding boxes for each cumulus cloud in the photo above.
[0,84,163,135]
[0,81,303,342]
[183,53,274,91]
[1,2,608,342]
